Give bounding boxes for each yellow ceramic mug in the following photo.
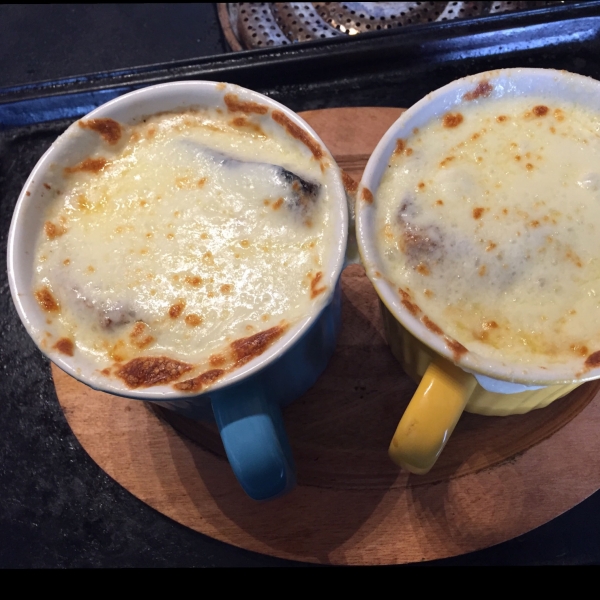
[355,68,600,474]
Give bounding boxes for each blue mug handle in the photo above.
[211,381,296,501]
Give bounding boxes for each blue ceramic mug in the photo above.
[7,81,348,501]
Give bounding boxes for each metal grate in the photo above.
[218,2,566,50]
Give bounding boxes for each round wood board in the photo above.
[53,108,600,565]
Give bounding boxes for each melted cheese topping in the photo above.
[34,109,335,385]
[375,95,600,366]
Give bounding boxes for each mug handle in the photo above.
[211,383,296,501]
[388,356,477,474]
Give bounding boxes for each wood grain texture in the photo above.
[53,108,600,565]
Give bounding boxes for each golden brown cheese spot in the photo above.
[436,199,444,206]
[53,337,74,356]
[496,115,508,123]
[398,288,420,316]
[533,105,549,117]
[174,369,226,392]
[394,139,405,156]
[203,251,214,266]
[422,316,443,335]
[417,181,426,190]
[443,112,464,128]
[446,337,468,359]
[271,110,324,160]
[100,368,111,376]
[240,240,250,249]
[424,289,434,298]
[75,195,91,212]
[478,265,487,276]
[220,284,232,295]
[272,197,284,210]
[64,157,108,175]
[476,321,497,341]
[570,344,589,357]
[117,357,192,388]
[402,299,420,315]
[109,340,126,363]
[210,354,227,367]
[566,248,583,268]
[169,300,186,319]
[463,81,493,101]
[26,191,31,196]
[35,287,60,313]
[79,118,122,145]
[554,108,565,122]
[550,126,556,134]
[529,220,540,228]
[341,170,358,194]
[216,82,226,91]
[129,322,154,349]
[185,314,203,327]
[440,156,455,168]
[223,93,269,115]
[361,187,374,204]
[473,207,485,219]
[526,163,534,171]
[43,183,51,190]
[416,262,430,276]
[405,148,413,156]
[309,271,327,299]
[585,350,600,368]
[175,177,195,189]
[197,177,207,188]
[63,258,71,266]
[44,221,66,240]
[229,115,265,136]
[184,275,202,287]
[231,324,288,366]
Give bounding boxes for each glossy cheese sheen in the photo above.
[34,110,334,383]
[375,96,600,366]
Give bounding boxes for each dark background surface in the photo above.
[2,3,600,567]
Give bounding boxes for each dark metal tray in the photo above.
[2,1,600,566]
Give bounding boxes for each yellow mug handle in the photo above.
[388,356,477,474]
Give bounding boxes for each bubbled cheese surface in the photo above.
[34,108,335,383]
[375,95,600,366]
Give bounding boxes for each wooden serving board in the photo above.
[53,108,600,565]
